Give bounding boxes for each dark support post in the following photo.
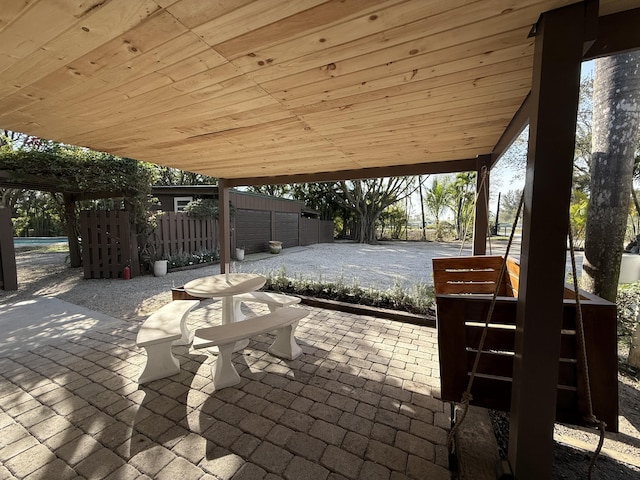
[473,155,490,255]
[218,179,231,274]
[508,3,587,479]
[0,207,17,291]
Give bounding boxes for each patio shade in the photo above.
[0,0,634,182]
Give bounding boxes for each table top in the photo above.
[184,273,266,298]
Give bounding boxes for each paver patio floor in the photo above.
[0,298,451,480]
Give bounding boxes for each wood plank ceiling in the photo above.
[0,0,636,182]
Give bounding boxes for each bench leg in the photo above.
[139,341,180,384]
[268,321,302,360]
[173,318,195,346]
[232,297,247,322]
[211,342,241,389]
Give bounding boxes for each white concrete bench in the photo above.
[135,300,200,384]
[232,291,301,321]
[193,307,308,389]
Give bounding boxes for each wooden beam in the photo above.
[225,158,478,187]
[218,179,231,274]
[472,155,490,255]
[584,8,640,60]
[490,93,530,168]
[0,171,133,198]
[508,3,588,479]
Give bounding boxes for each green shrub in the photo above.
[166,249,218,269]
[183,199,218,218]
[183,199,237,219]
[263,268,434,315]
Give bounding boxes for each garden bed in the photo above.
[170,286,436,326]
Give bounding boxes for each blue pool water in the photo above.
[13,237,67,246]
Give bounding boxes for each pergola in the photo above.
[1,1,639,478]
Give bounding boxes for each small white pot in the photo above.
[619,253,640,284]
[235,248,245,261]
[153,260,168,277]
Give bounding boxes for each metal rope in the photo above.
[447,189,525,450]
[567,227,606,479]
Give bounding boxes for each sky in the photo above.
[409,60,596,221]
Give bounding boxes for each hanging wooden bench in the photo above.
[433,255,618,432]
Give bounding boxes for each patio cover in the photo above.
[0,0,634,183]
[1,1,640,479]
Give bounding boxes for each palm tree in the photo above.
[448,172,476,240]
[424,176,452,241]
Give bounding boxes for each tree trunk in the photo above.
[63,194,82,268]
[582,51,640,303]
[359,210,379,244]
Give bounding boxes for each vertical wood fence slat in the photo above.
[195,218,201,251]
[108,211,117,277]
[176,213,184,254]
[161,213,171,258]
[189,216,196,252]
[94,211,106,277]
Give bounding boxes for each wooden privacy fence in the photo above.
[300,217,334,246]
[151,212,217,258]
[318,219,334,243]
[78,210,328,279]
[80,210,138,279]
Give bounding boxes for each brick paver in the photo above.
[0,301,450,479]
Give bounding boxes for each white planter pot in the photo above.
[619,253,640,284]
[235,248,245,261]
[153,260,168,277]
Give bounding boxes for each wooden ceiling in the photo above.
[0,0,637,183]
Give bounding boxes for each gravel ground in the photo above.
[3,240,476,321]
[1,240,636,479]
[233,240,474,289]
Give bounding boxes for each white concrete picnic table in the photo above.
[184,272,266,351]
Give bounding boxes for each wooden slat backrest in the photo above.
[432,255,511,296]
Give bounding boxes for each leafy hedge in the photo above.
[264,267,435,315]
[0,147,155,195]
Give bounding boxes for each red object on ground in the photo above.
[123,266,130,280]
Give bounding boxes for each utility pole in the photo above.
[494,191,501,236]
[419,175,426,240]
